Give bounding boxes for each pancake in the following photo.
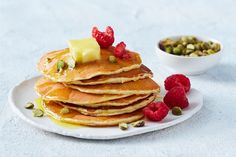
[58,93,156,116]
[37,47,142,82]
[43,101,144,126]
[66,78,160,95]
[93,94,151,107]
[57,94,151,108]
[35,77,131,105]
[68,64,153,85]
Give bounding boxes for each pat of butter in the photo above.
[68,38,100,63]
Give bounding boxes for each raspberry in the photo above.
[163,86,189,109]
[114,42,126,57]
[114,42,131,59]
[92,26,114,48]
[164,74,191,92]
[143,102,169,121]
[121,52,131,60]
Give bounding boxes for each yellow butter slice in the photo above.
[68,38,100,63]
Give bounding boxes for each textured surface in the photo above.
[0,0,236,156]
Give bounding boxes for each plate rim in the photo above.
[8,76,203,140]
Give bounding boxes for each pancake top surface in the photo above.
[35,77,131,105]
[38,47,142,82]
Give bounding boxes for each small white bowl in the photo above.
[156,35,223,75]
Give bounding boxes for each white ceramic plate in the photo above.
[8,76,203,140]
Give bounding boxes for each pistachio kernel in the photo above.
[160,38,176,47]
[194,50,201,56]
[60,107,70,115]
[182,48,187,54]
[177,44,184,51]
[207,49,215,54]
[108,55,117,63]
[131,120,145,127]
[187,36,197,44]
[186,44,195,50]
[182,41,188,46]
[165,47,172,53]
[201,42,209,50]
[208,41,213,45]
[32,109,44,117]
[180,36,188,42]
[186,49,193,54]
[189,53,198,57]
[212,43,221,52]
[173,47,181,54]
[57,60,65,72]
[172,107,182,116]
[119,123,128,130]
[202,50,208,55]
[24,102,34,109]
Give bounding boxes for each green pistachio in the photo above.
[182,48,187,55]
[177,44,184,50]
[173,47,182,54]
[33,109,44,117]
[25,102,34,109]
[194,50,201,55]
[172,107,182,116]
[201,42,210,50]
[182,41,188,46]
[194,43,201,50]
[119,123,128,130]
[165,47,172,53]
[189,53,198,57]
[108,55,117,63]
[208,41,213,45]
[57,60,65,72]
[60,107,70,115]
[180,36,188,43]
[202,50,208,55]
[207,49,215,54]
[187,44,195,50]
[160,38,176,47]
[187,36,197,44]
[211,43,221,52]
[131,120,145,127]
[186,49,193,54]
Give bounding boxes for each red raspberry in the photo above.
[114,42,126,57]
[143,102,169,121]
[92,26,114,48]
[164,74,191,92]
[164,86,189,109]
[121,52,131,60]
[114,42,131,59]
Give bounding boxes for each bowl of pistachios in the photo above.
[156,35,222,75]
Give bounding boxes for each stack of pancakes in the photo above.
[36,47,160,126]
